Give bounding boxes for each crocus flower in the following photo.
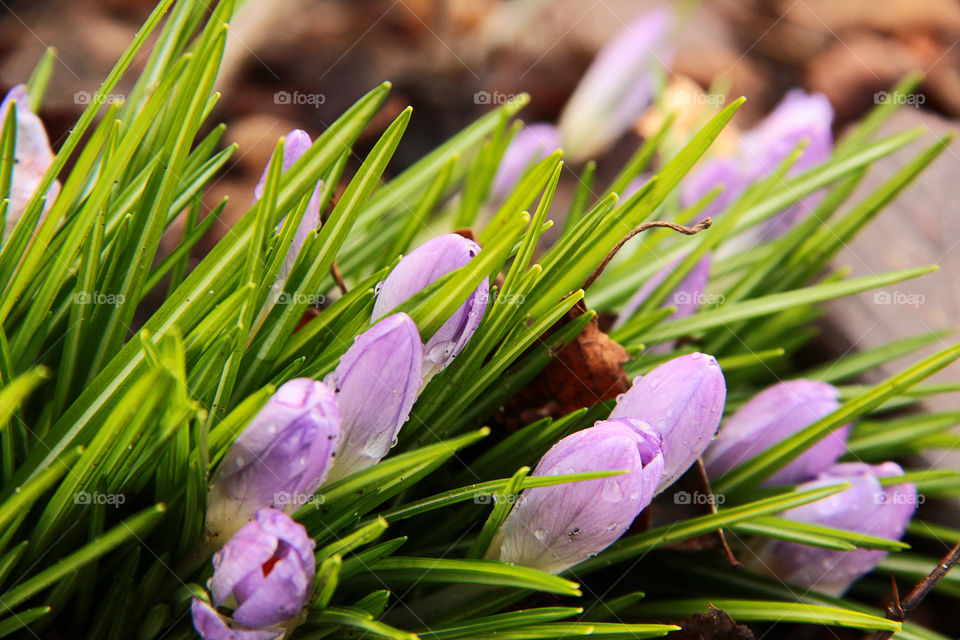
[755,462,916,596]
[207,379,340,537]
[192,508,316,637]
[254,129,321,282]
[614,254,711,329]
[324,313,422,481]
[680,157,746,219]
[704,379,849,486]
[558,8,674,162]
[372,233,488,381]
[191,600,282,640]
[489,419,664,574]
[0,85,59,243]
[609,353,726,491]
[491,123,560,200]
[740,90,833,235]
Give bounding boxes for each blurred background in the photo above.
[1,0,958,405]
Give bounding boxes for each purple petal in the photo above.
[615,254,711,329]
[610,353,726,491]
[253,129,321,282]
[493,419,663,574]
[759,462,916,596]
[741,90,833,180]
[372,234,488,380]
[212,379,340,526]
[0,84,59,242]
[558,8,674,161]
[325,313,423,480]
[209,510,315,627]
[703,379,849,485]
[739,90,833,236]
[191,599,283,640]
[681,157,745,218]
[491,123,561,199]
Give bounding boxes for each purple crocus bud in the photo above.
[491,123,560,199]
[614,254,711,329]
[208,379,340,537]
[740,90,833,235]
[208,508,316,628]
[0,85,59,243]
[191,599,282,640]
[324,313,422,481]
[609,353,726,491]
[681,157,745,218]
[254,129,321,282]
[741,90,833,179]
[489,419,664,574]
[558,8,674,162]
[756,462,916,596]
[703,379,849,486]
[372,234,488,381]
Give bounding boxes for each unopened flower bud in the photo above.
[0,85,59,243]
[324,313,422,481]
[704,379,849,486]
[489,419,663,574]
[558,8,674,161]
[755,462,916,596]
[208,379,340,536]
[610,353,726,491]
[254,129,321,282]
[491,123,560,199]
[372,234,488,381]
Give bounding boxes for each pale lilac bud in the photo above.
[191,599,282,640]
[558,8,674,161]
[208,379,340,535]
[202,508,316,631]
[491,123,560,199]
[741,90,833,179]
[0,85,59,243]
[703,379,849,486]
[681,157,745,218]
[741,90,833,235]
[372,234,488,381]
[490,419,664,574]
[614,254,711,329]
[756,462,916,596]
[324,313,422,481]
[609,353,726,491]
[254,129,321,282]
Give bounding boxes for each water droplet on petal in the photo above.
[533,529,547,541]
[603,481,623,502]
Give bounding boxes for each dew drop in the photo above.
[533,529,547,541]
[602,481,623,502]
